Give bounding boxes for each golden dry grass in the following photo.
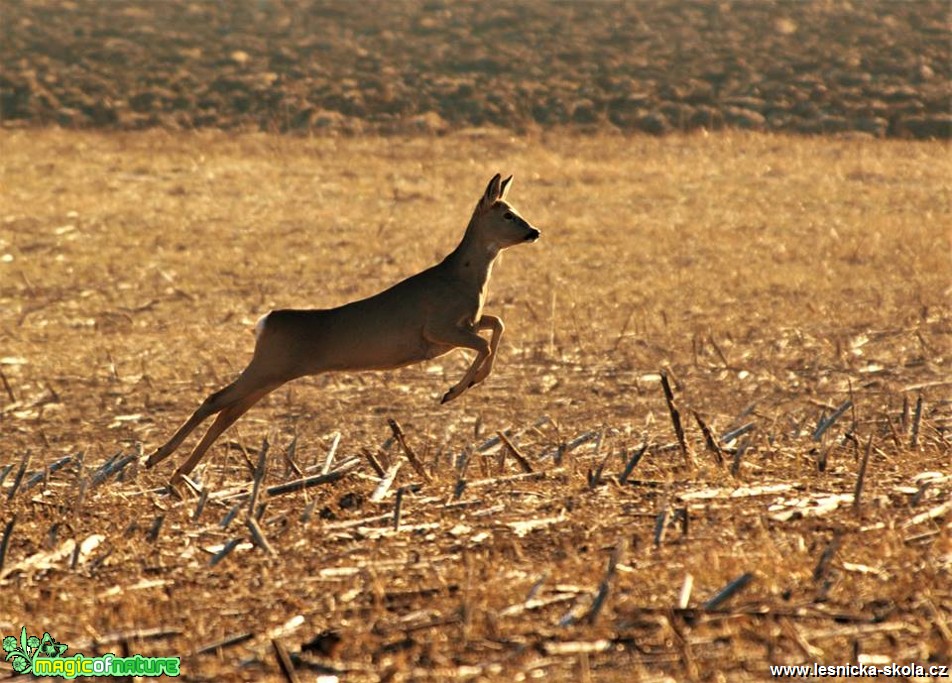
[0,129,950,681]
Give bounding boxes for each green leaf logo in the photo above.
[39,632,68,658]
[2,628,67,675]
[3,627,35,675]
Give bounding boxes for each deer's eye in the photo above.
[503,211,514,220]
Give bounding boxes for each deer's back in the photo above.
[254,268,465,377]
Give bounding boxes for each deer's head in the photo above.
[471,174,541,253]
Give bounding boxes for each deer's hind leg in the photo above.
[170,383,278,484]
[145,379,250,469]
[145,346,285,469]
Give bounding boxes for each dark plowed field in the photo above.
[1,0,950,137]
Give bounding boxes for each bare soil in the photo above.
[1,0,950,138]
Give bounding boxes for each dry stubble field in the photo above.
[0,129,950,681]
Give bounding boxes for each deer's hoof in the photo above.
[145,443,174,468]
[167,473,198,499]
[441,387,461,404]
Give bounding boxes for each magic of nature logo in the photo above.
[3,627,180,678]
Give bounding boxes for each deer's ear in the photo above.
[480,173,502,208]
[499,175,513,200]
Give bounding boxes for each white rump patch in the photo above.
[254,312,270,340]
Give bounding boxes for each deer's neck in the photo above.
[445,228,499,291]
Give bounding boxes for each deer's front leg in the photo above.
[469,315,504,387]
[424,322,491,404]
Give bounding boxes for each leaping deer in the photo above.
[145,173,541,489]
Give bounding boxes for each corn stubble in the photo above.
[0,129,949,681]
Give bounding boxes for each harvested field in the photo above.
[0,128,949,681]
